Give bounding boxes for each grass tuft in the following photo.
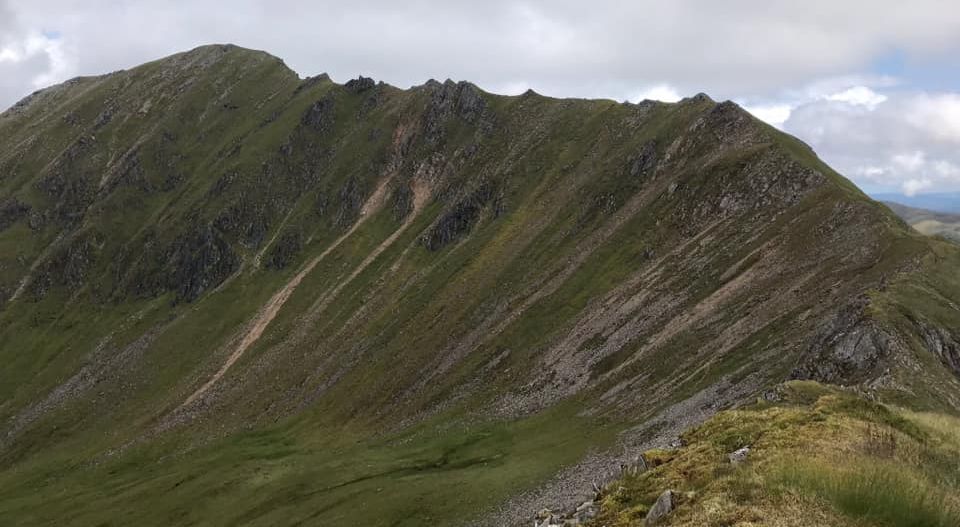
[775,460,960,527]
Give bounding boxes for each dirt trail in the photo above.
[178,177,396,408]
[301,179,431,319]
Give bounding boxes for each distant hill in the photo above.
[884,201,960,243]
[872,192,960,213]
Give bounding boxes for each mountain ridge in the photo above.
[0,44,958,526]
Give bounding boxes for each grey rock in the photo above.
[93,107,114,129]
[421,80,494,144]
[574,500,598,522]
[632,454,649,474]
[629,140,658,178]
[919,321,960,378]
[728,446,750,464]
[761,388,783,402]
[534,509,561,527]
[684,92,714,104]
[793,299,894,383]
[621,454,649,476]
[421,179,499,251]
[301,95,336,132]
[454,82,486,122]
[645,489,676,525]
[345,75,376,93]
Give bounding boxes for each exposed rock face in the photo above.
[334,176,366,228]
[421,180,500,250]
[792,300,895,383]
[164,224,239,303]
[628,140,658,179]
[919,322,960,378]
[421,79,494,144]
[301,95,336,132]
[345,76,376,93]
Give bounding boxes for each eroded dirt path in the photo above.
[178,177,397,408]
[301,179,431,319]
[178,177,430,409]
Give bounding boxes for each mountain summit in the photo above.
[1,45,958,526]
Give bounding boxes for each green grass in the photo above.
[775,461,960,527]
[0,402,614,527]
[586,382,960,527]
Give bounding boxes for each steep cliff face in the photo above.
[0,45,958,526]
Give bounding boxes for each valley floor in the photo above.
[3,381,958,527]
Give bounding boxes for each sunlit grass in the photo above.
[775,460,960,527]
[586,382,960,527]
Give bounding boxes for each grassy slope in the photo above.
[0,46,958,526]
[0,401,616,526]
[587,381,960,527]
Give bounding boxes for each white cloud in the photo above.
[905,93,960,144]
[742,103,793,128]
[893,151,927,172]
[632,84,682,103]
[824,86,887,109]
[0,1,74,108]
[903,178,934,196]
[784,91,960,194]
[934,160,960,178]
[738,75,902,130]
[9,31,72,89]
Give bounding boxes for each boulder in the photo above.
[632,454,649,474]
[534,508,558,527]
[728,446,750,464]
[574,500,598,522]
[645,489,676,525]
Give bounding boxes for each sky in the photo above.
[1,1,959,196]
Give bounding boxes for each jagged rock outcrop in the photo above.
[421,179,501,250]
[345,75,376,93]
[792,299,897,383]
[919,321,960,378]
